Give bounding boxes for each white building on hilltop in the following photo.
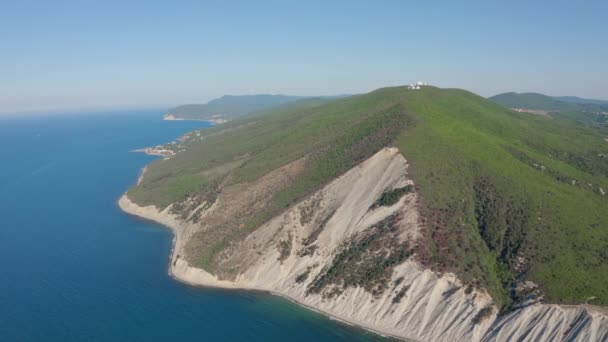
[408,81,427,90]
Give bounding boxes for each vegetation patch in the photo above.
[509,148,602,194]
[128,173,207,210]
[277,233,293,262]
[392,285,410,304]
[392,276,404,288]
[295,265,317,284]
[306,214,411,299]
[295,270,310,283]
[370,185,413,210]
[472,305,494,325]
[302,209,336,246]
[298,194,323,226]
[297,244,318,257]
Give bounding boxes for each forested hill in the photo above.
[132,85,608,310]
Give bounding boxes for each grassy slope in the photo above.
[397,87,608,307]
[129,86,608,308]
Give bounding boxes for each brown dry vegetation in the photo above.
[184,156,307,276]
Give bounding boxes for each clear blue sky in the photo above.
[2,0,607,113]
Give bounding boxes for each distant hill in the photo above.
[165,94,350,122]
[165,94,306,122]
[556,96,608,106]
[489,92,576,111]
[490,92,608,112]
[490,92,608,128]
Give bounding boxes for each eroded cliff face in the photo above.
[119,147,608,341]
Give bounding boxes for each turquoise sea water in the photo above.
[0,111,388,342]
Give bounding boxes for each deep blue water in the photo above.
[0,111,387,342]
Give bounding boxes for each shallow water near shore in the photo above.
[0,111,389,341]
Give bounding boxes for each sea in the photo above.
[0,110,389,341]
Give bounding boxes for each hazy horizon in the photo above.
[2,1,607,114]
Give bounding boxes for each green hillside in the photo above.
[489,92,575,111]
[130,86,608,310]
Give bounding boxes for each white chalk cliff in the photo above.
[119,148,608,341]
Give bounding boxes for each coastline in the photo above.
[118,190,608,341]
[117,193,407,341]
[164,113,226,125]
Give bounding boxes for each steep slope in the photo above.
[123,86,608,340]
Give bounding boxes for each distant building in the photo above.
[407,81,427,90]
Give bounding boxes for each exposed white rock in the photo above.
[132,146,175,158]
[163,114,183,121]
[164,112,227,124]
[484,304,608,342]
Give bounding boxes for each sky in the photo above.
[1,0,607,114]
